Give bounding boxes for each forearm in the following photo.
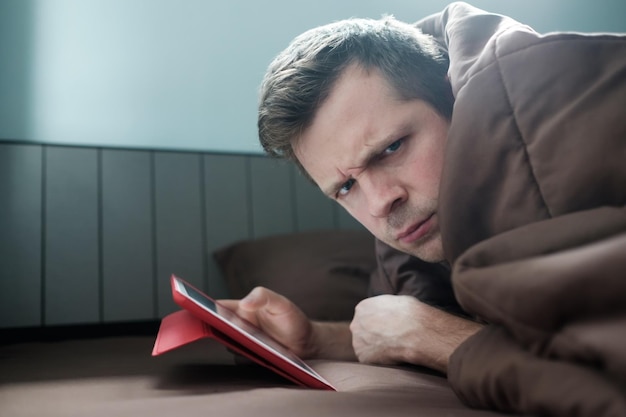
[307,321,356,361]
[351,295,483,373]
[414,313,483,374]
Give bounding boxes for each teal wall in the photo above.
[1,0,625,153]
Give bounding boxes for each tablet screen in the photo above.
[173,277,323,379]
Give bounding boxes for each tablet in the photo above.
[167,274,336,391]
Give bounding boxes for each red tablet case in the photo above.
[152,275,336,391]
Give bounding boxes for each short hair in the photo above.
[258,16,453,173]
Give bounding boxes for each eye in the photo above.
[383,138,403,155]
[338,178,356,197]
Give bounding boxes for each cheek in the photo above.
[338,198,376,230]
[407,143,446,191]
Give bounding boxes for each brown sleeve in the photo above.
[369,239,466,317]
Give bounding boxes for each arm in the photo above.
[309,320,356,361]
[350,295,482,373]
[364,239,480,372]
[220,280,481,373]
[221,286,482,371]
[220,286,356,360]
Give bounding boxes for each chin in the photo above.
[393,235,445,263]
[412,250,445,264]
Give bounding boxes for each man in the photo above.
[223,2,626,416]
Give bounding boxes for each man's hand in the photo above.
[220,287,355,360]
[350,295,483,373]
[219,287,316,358]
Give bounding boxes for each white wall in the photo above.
[1,0,625,153]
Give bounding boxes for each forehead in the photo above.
[293,64,402,193]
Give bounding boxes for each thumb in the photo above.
[240,287,290,315]
[239,286,270,309]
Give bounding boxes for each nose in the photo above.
[361,173,406,218]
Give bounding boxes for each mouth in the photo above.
[396,213,435,244]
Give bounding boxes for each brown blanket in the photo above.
[417,2,626,416]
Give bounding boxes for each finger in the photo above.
[217,299,239,311]
[239,287,291,316]
[214,298,263,326]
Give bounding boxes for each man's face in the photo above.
[294,64,449,262]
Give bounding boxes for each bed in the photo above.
[1,335,511,417]
[0,230,507,417]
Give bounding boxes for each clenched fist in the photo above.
[350,294,483,373]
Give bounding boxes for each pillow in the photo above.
[213,230,377,321]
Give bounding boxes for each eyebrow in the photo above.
[321,125,411,198]
[322,177,351,199]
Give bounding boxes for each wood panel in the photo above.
[249,157,295,238]
[335,205,366,230]
[0,144,369,329]
[292,166,336,232]
[101,149,154,322]
[204,154,251,298]
[153,152,205,317]
[44,146,100,325]
[0,144,42,328]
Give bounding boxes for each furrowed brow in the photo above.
[321,124,410,198]
[321,147,382,199]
